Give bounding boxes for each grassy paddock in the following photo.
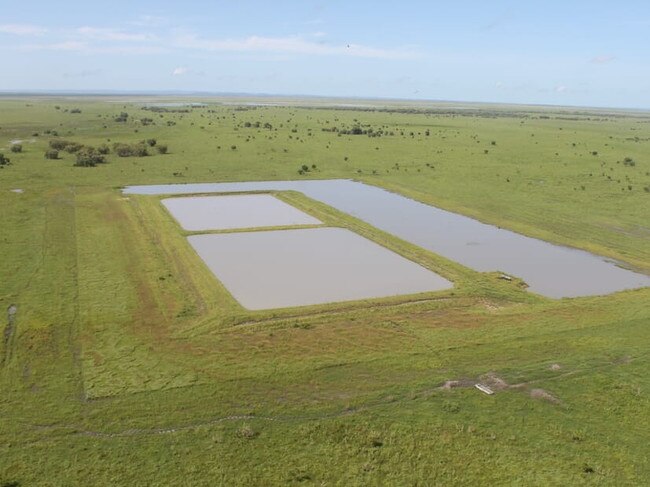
[0,97,649,485]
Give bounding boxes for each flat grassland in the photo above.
[0,97,649,485]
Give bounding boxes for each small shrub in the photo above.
[44,150,59,160]
[0,153,10,165]
[157,144,168,154]
[146,138,157,147]
[49,139,72,150]
[65,142,85,153]
[236,424,258,439]
[97,144,110,155]
[10,144,22,153]
[131,144,149,157]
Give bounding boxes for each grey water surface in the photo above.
[124,179,650,298]
[189,228,452,310]
[162,194,321,231]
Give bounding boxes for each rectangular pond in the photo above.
[162,194,321,231]
[125,180,650,298]
[188,227,452,310]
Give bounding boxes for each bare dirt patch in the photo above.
[530,388,561,404]
[479,372,509,391]
[440,379,475,390]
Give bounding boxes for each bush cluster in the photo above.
[46,137,169,164]
[75,147,106,167]
[49,139,84,153]
[113,138,168,157]
[113,142,150,157]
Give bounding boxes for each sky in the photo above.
[1,1,649,108]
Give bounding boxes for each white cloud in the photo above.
[127,15,167,27]
[5,24,416,60]
[19,41,164,55]
[172,66,189,76]
[0,24,47,36]
[495,81,504,88]
[76,26,157,42]
[63,68,103,78]
[590,55,616,64]
[555,85,567,93]
[172,34,420,59]
[32,41,88,51]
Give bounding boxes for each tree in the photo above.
[44,150,59,160]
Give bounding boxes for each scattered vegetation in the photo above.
[0,99,648,485]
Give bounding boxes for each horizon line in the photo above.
[0,89,648,113]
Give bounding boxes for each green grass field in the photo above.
[1,96,649,485]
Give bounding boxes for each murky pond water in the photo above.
[125,180,650,298]
[189,228,452,310]
[162,194,321,231]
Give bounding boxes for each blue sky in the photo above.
[1,1,649,108]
